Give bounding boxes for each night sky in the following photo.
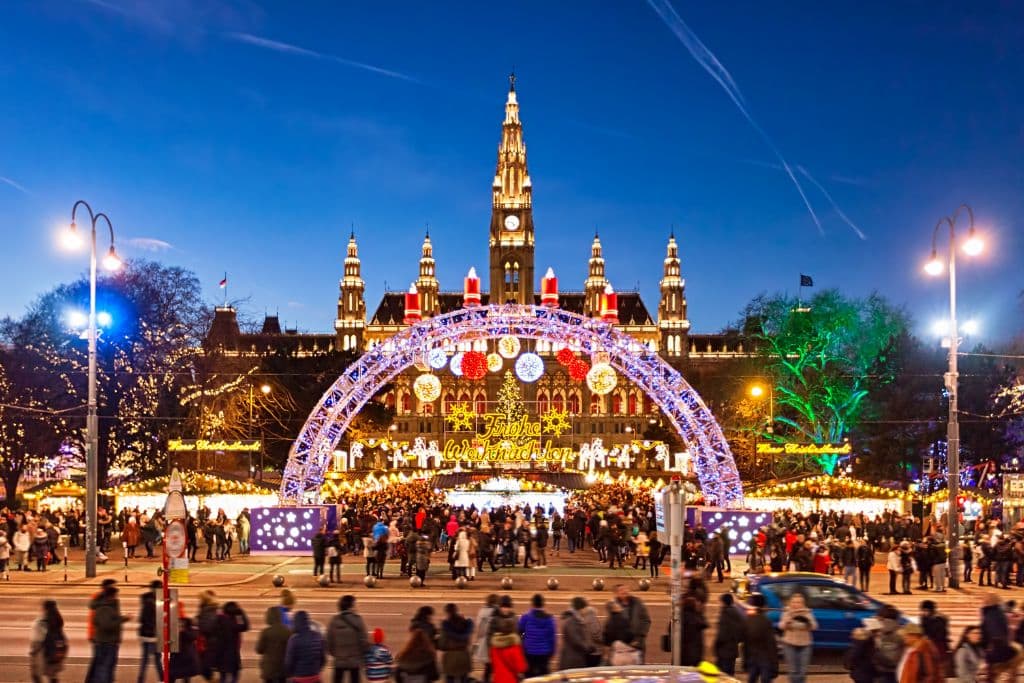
[1,2,1021,340]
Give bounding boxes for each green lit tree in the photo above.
[742,289,907,454]
[497,370,525,422]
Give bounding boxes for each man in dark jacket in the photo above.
[558,597,595,671]
[311,527,327,577]
[137,580,163,683]
[327,595,369,683]
[256,606,291,683]
[285,611,326,681]
[713,593,745,675]
[614,585,651,661]
[743,594,778,683]
[919,600,950,671]
[88,582,129,683]
[518,593,556,677]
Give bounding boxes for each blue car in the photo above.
[731,572,911,649]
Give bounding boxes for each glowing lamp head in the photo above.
[62,223,84,250]
[962,230,984,256]
[102,246,122,271]
[67,310,88,329]
[749,385,765,398]
[923,251,943,276]
[260,384,272,395]
[961,319,980,336]
[96,311,113,327]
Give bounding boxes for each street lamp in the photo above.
[65,200,122,579]
[249,383,272,480]
[922,203,983,589]
[748,382,775,476]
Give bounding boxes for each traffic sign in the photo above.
[165,520,186,559]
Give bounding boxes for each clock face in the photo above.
[504,214,521,231]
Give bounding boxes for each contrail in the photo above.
[0,176,29,195]
[226,32,420,84]
[796,166,867,240]
[645,0,823,235]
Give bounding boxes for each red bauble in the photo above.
[556,347,576,366]
[462,351,488,380]
[567,358,590,382]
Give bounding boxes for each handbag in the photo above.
[610,641,640,666]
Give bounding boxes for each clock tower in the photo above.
[489,74,535,305]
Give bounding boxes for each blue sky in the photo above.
[1,1,1021,340]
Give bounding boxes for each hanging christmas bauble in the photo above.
[486,353,503,373]
[567,358,590,382]
[427,347,448,370]
[556,347,576,366]
[413,373,442,403]
[586,363,617,395]
[497,335,521,359]
[449,352,465,377]
[462,351,487,380]
[514,352,544,383]
[591,350,611,366]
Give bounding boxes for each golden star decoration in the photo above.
[445,402,477,431]
[541,408,571,437]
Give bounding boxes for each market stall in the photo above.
[23,480,87,511]
[744,474,913,516]
[103,470,277,519]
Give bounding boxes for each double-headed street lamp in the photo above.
[922,203,983,590]
[64,200,122,578]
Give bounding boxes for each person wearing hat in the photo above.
[558,597,594,671]
[919,600,950,671]
[899,542,917,595]
[365,628,395,682]
[897,623,942,683]
[255,604,291,683]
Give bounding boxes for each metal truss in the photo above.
[280,305,744,507]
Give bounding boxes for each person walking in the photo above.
[856,541,874,592]
[873,604,905,683]
[364,629,394,683]
[713,593,745,675]
[439,603,473,683]
[648,532,664,579]
[285,611,327,683]
[488,613,526,683]
[29,600,66,683]
[919,600,950,675]
[169,616,200,683]
[395,629,440,683]
[13,524,30,571]
[841,539,857,586]
[779,593,817,683]
[558,597,596,671]
[472,595,499,683]
[454,530,471,580]
[327,530,343,583]
[886,545,901,595]
[213,601,250,683]
[327,595,370,683]
[312,526,328,578]
[896,624,942,683]
[196,591,221,681]
[953,626,983,683]
[256,606,291,683]
[743,594,779,683]
[136,581,164,683]
[88,580,130,683]
[679,597,707,666]
[517,594,556,677]
[614,584,651,662]
[844,627,876,683]
[122,516,141,559]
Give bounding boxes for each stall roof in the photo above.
[745,474,912,501]
[102,470,275,496]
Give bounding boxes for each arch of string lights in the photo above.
[280,304,744,507]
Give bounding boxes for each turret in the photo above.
[584,232,608,316]
[335,229,366,351]
[657,230,690,358]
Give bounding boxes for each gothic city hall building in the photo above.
[206,78,749,456]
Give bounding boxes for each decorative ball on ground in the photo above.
[638,578,651,591]
[586,363,617,395]
[410,575,423,588]
[486,352,503,373]
[462,351,487,380]
[413,373,442,402]
[317,575,331,588]
[364,575,377,588]
[497,335,521,359]
[271,575,285,587]
[556,347,576,366]
[546,578,559,590]
[455,576,468,589]
[567,358,590,382]
[515,352,544,383]
[592,578,605,591]
[501,576,514,589]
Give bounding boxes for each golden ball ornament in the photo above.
[413,373,442,402]
[497,335,521,359]
[586,363,617,395]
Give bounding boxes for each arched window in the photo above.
[537,392,549,414]
[553,393,565,412]
[590,395,602,415]
[458,392,471,405]
[401,393,411,414]
[475,392,487,415]
[443,392,455,414]
[628,393,638,416]
[612,393,622,415]
[385,392,395,410]
[423,402,434,416]
[568,393,580,414]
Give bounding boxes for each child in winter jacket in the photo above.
[365,628,395,682]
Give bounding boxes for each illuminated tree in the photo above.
[497,370,525,422]
[742,289,907,449]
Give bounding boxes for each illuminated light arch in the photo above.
[281,304,743,506]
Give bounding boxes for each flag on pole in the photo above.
[799,274,814,287]
[218,275,228,288]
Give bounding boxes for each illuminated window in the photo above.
[475,392,487,415]
[628,393,638,416]
[537,392,549,413]
[568,393,580,414]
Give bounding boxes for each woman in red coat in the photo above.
[490,625,526,683]
[812,546,832,574]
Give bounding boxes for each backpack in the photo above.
[42,628,68,665]
[873,630,903,672]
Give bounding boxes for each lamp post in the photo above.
[749,383,775,476]
[923,203,983,590]
[249,383,271,479]
[65,200,122,579]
